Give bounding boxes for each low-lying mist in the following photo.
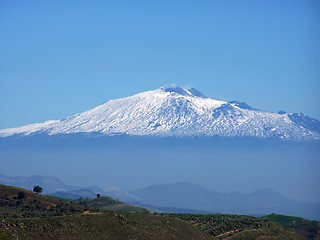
[1,134,319,203]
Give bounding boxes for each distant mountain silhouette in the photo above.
[131,182,320,220]
[1,173,319,220]
[48,189,98,199]
[0,173,74,193]
[0,173,136,202]
[0,173,101,195]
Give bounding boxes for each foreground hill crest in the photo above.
[1,86,319,141]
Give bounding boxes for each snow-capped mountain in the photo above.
[1,86,319,141]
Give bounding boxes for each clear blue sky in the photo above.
[1,0,319,129]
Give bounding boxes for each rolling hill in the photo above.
[261,213,320,239]
[0,184,315,240]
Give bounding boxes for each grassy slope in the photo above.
[163,213,306,240]
[0,184,90,218]
[0,184,213,240]
[261,213,320,240]
[0,213,214,240]
[0,184,315,240]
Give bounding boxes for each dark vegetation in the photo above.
[32,185,42,194]
[0,184,319,240]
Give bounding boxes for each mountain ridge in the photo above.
[131,182,320,221]
[1,173,319,220]
[0,86,319,141]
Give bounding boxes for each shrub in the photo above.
[17,191,25,199]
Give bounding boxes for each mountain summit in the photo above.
[160,86,207,98]
[1,86,319,141]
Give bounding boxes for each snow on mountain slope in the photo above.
[1,86,319,141]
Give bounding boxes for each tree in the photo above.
[33,185,43,194]
[97,194,100,198]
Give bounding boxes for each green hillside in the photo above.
[261,213,320,239]
[0,184,90,218]
[0,184,317,240]
[163,213,305,239]
[0,184,213,239]
[0,213,214,240]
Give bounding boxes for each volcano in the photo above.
[1,86,319,141]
